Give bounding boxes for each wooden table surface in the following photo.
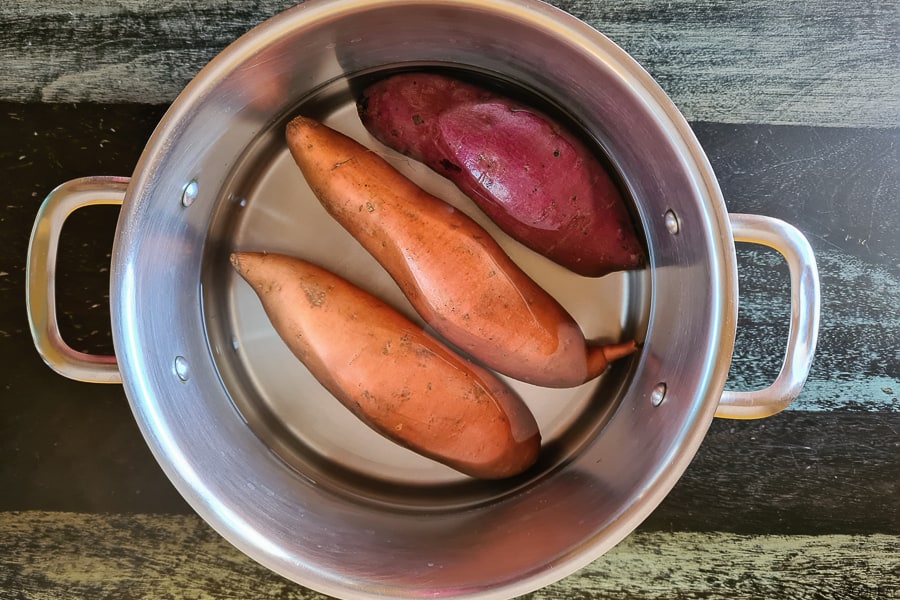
[1,1,898,598]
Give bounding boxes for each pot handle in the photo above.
[717,213,820,419]
[26,176,128,384]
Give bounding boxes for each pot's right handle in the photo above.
[717,213,820,419]
[27,176,128,384]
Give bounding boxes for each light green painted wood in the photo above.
[1,512,898,599]
[730,247,900,412]
[1,0,898,127]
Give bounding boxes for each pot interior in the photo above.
[112,1,735,598]
[203,65,649,508]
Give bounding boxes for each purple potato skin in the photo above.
[357,72,645,277]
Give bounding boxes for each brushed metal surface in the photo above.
[26,177,128,384]
[718,213,820,419]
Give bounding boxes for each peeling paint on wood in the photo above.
[568,0,900,129]
[1,0,898,127]
[542,532,900,600]
[1,511,897,599]
[730,247,899,412]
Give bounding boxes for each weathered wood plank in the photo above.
[540,532,900,600]
[571,0,900,129]
[1,0,897,127]
[644,411,900,535]
[700,122,900,411]
[731,246,899,412]
[695,123,899,267]
[1,511,897,599]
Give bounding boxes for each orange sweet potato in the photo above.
[357,72,646,277]
[230,251,540,479]
[285,115,637,388]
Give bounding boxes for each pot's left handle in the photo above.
[26,176,128,384]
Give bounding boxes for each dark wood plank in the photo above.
[1,104,190,514]
[1,0,897,127]
[696,123,900,266]
[1,511,897,600]
[647,411,900,535]
[3,369,898,537]
[705,123,900,412]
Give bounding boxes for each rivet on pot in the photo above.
[174,356,191,382]
[664,209,680,235]
[650,382,667,406]
[181,179,199,207]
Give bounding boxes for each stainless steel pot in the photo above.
[27,0,820,598]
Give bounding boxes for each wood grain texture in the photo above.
[1,0,898,127]
[643,411,900,536]
[694,123,899,266]
[1,512,898,600]
[567,0,900,129]
[3,362,897,535]
[699,122,900,411]
[542,532,900,600]
[731,246,899,412]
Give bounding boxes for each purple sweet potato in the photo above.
[357,72,646,277]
